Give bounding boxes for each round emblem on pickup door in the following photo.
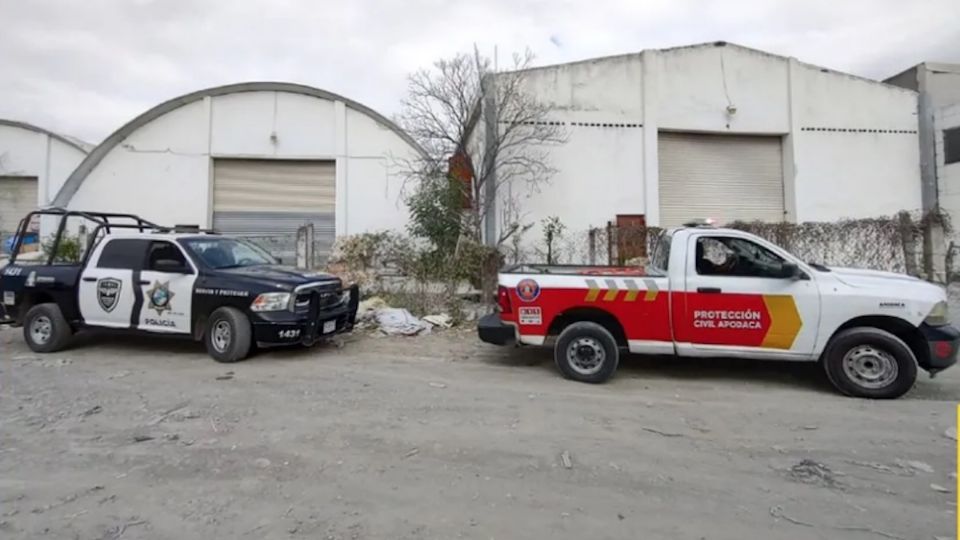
[516,279,540,302]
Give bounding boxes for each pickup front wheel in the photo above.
[205,307,252,363]
[23,303,73,353]
[822,327,918,399]
[554,322,619,384]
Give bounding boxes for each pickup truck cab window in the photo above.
[650,232,672,272]
[97,239,149,270]
[146,240,191,273]
[183,238,273,269]
[695,236,786,278]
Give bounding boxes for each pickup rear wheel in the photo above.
[23,303,73,353]
[205,307,252,363]
[822,327,917,399]
[554,322,619,384]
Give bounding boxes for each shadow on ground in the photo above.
[63,330,339,363]
[30,329,960,401]
[477,343,836,396]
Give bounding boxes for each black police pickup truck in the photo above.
[0,209,358,362]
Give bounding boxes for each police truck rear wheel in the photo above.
[23,303,72,353]
[554,322,619,383]
[205,307,252,363]
[822,327,917,399]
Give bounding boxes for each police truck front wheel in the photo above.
[205,307,252,363]
[554,322,620,384]
[822,327,918,399]
[23,303,73,353]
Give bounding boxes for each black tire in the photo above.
[204,307,252,363]
[822,327,917,399]
[554,321,619,383]
[23,303,73,353]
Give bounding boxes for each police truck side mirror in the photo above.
[154,258,190,274]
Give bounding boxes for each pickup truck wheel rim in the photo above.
[842,345,898,389]
[30,315,52,345]
[567,337,605,376]
[212,320,231,352]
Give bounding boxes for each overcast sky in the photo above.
[1,0,958,144]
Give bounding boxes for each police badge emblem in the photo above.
[146,281,175,315]
[97,278,122,312]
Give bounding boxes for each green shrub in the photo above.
[41,234,83,263]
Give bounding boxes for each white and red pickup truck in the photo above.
[478,222,959,399]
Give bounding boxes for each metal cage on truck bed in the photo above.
[6,208,217,267]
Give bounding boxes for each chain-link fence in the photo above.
[542,224,665,266]
[726,216,920,275]
[540,211,949,278]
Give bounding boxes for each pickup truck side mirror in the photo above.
[154,258,191,274]
[779,262,806,280]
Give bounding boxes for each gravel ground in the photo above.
[1,324,958,540]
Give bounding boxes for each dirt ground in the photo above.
[1,324,958,540]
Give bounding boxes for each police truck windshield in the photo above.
[183,238,275,269]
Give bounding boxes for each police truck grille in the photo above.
[294,295,312,315]
[295,291,341,316]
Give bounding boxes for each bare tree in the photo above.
[397,48,566,248]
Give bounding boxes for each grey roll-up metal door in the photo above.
[658,132,785,227]
[0,176,39,236]
[212,159,335,261]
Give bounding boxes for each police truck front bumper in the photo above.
[253,285,360,347]
[919,323,960,373]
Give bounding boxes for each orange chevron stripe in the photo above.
[760,295,802,349]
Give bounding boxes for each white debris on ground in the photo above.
[356,296,459,335]
[375,308,433,336]
[357,297,389,322]
[422,314,453,329]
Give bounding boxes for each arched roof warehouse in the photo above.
[0,119,89,239]
[52,81,426,261]
[52,81,424,206]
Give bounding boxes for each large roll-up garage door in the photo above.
[212,159,335,261]
[658,132,784,227]
[0,176,38,237]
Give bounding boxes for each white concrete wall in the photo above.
[0,123,88,206]
[658,45,789,133]
[65,90,421,236]
[936,104,960,238]
[790,63,921,221]
[502,55,646,240]
[927,66,960,110]
[493,44,921,255]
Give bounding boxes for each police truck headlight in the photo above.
[925,301,950,326]
[338,290,351,306]
[250,292,291,312]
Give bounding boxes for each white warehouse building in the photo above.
[0,119,90,244]
[480,42,922,242]
[51,82,424,259]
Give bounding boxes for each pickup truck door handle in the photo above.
[138,280,150,285]
[697,287,722,294]
[81,277,96,282]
